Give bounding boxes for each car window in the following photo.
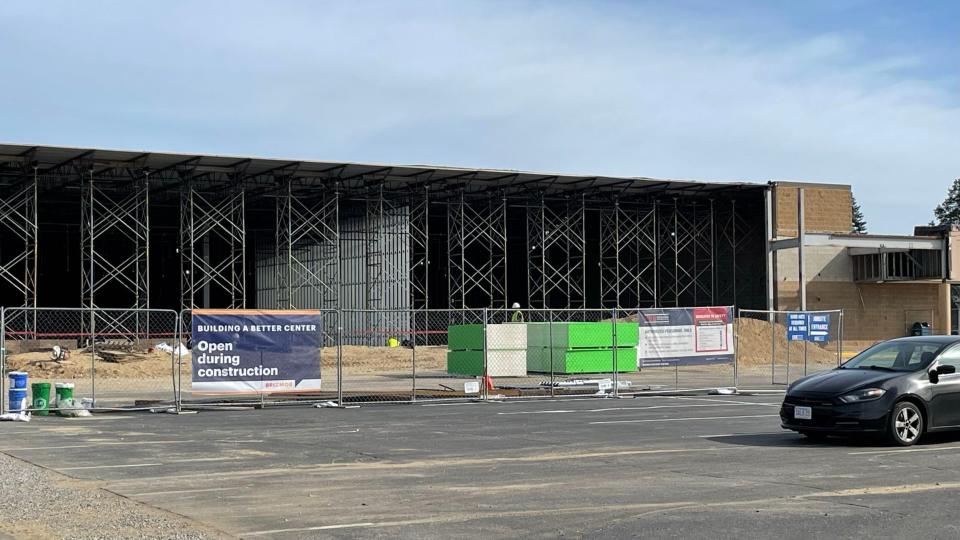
[844,341,945,371]
[937,345,960,372]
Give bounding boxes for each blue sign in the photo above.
[191,309,323,394]
[787,312,831,343]
[808,313,831,343]
[787,313,809,341]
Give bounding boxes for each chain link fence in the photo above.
[736,309,844,386]
[3,305,808,413]
[1,307,178,413]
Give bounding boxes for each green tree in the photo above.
[933,178,960,226]
[852,194,867,234]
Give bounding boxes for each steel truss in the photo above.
[448,193,507,309]
[600,201,656,308]
[80,171,149,336]
[180,182,245,309]
[276,178,339,310]
[0,171,37,311]
[527,196,586,309]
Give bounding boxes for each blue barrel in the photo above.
[8,371,28,390]
[8,388,29,412]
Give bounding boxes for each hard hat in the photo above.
[511,302,521,309]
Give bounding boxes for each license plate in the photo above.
[794,406,812,420]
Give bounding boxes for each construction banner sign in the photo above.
[191,309,322,394]
[636,307,735,368]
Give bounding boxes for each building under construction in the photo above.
[0,144,780,315]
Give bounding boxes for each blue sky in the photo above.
[1,0,957,233]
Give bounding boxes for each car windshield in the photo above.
[841,341,946,372]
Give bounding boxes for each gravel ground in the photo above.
[0,452,223,540]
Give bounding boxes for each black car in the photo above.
[781,336,960,446]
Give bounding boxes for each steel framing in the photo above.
[0,170,37,310]
[180,181,246,309]
[447,193,507,309]
[599,200,657,308]
[275,178,339,310]
[0,145,771,315]
[80,170,150,311]
[527,195,587,309]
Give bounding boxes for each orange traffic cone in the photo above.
[484,375,495,391]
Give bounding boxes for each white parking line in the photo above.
[57,463,162,471]
[244,522,376,535]
[497,403,762,415]
[589,414,780,425]
[849,445,960,455]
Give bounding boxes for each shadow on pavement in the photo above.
[705,430,960,448]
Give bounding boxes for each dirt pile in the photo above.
[736,317,837,366]
[338,346,445,374]
[3,348,185,379]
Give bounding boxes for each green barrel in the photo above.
[31,382,51,416]
[55,383,75,406]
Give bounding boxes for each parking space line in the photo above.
[849,445,960,455]
[590,414,780,425]
[57,463,162,471]
[0,440,195,452]
[497,403,763,415]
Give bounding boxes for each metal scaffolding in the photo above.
[80,170,150,311]
[409,186,429,311]
[527,195,587,309]
[447,193,507,309]
[675,199,715,306]
[275,178,339,310]
[180,182,246,310]
[600,201,657,308]
[0,170,37,310]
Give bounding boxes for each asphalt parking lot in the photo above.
[4,393,960,539]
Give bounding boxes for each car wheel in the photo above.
[887,401,923,446]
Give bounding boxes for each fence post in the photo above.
[173,311,181,413]
[336,312,343,406]
[770,314,776,386]
[90,308,97,405]
[838,309,844,367]
[612,307,619,398]
[411,308,417,403]
[1,307,5,415]
[733,309,740,389]
[482,308,489,401]
[548,309,555,398]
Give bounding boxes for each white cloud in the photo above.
[0,0,956,232]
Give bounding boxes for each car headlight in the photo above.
[838,388,886,403]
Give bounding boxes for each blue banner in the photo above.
[191,310,322,394]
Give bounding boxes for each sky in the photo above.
[0,0,957,233]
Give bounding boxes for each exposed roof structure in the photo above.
[0,142,765,198]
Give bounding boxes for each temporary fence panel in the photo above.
[482,309,634,399]
[1,307,178,413]
[736,309,843,386]
[633,306,737,390]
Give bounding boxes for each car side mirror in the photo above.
[930,364,956,383]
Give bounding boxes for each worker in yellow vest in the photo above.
[510,302,524,323]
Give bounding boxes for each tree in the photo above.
[852,194,867,234]
[933,179,960,226]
